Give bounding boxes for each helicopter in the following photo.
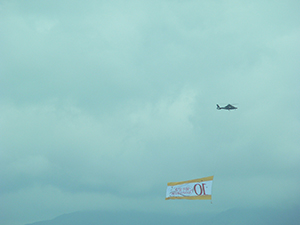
[216,104,237,110]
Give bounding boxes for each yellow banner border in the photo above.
[165,195,212,200]
[167,176,214,186]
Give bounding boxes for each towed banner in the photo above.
[165,176,214,200]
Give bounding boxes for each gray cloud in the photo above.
[1,0,300,224]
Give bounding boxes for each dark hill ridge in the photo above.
[26,206,300,225]
[26,211,213,225]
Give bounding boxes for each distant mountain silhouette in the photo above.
[26,206,300,225]
[26,211,213,225]
[209,207,300,225]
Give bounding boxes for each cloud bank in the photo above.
[1,0,300,224]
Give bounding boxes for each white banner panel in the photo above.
[165,176,213,200]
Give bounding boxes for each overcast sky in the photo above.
[1,0,300,224]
